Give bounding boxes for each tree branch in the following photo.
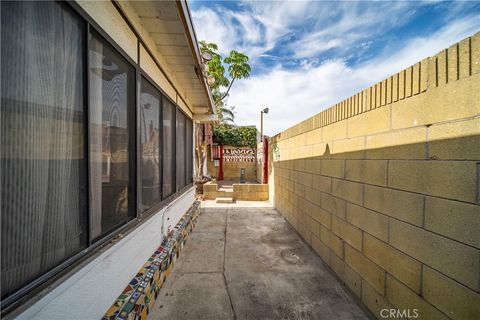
[220,77,236,101]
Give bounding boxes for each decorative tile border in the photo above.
[102,201,201,320]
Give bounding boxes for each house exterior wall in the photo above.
[269,33,480,320]
[16,189,195,320]
[2,1,201,318]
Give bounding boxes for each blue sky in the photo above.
[190,1,480,136]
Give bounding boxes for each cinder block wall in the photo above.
[269,33,480,320]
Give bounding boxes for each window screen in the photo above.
[176,110,186,190]
[186,119,193,184]
[162,97,175,198]
[140,78,161,211]
[1,1,88,299]
[89,29,135,240]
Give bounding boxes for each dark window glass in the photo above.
[140,78,161,211]
[176,110,186,190]
[1,1,88,299]
[89,30,135,240]
[186,119,193,184]
[162,97,175,198]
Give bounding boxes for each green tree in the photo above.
[194,41,251,180]
[221,50,251,100]
[199,41,251,123]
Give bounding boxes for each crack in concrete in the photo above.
[222,205,237,320]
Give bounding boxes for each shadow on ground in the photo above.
[148,201,370,320]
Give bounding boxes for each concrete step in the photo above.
[216,197,234,204]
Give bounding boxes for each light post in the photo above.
[260,107,269,184]
[260,107,269,142]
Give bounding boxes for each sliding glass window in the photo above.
[162,97,175,198]
[1,1,88,300]
[176,110,186,190]
[89,30,135,241]
[140,78,162,212]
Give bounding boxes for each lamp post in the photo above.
[260,107,269,184]
[260,107,269,142]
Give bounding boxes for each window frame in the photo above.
[138,73,164,215]
[1,0,196,313]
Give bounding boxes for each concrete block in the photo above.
[363,233,421,293]
[361,280,394,320]
[386,76,392,104]
[345,160,387,186]
[448,43,459,82]
[389,219,480,290]
[364,185,423,226]
[331,137,365,159]
[330,253,362,298]
[304,214,321,237]
[381,80,387,106]
[331,216,362,251]
[331,179,363,206]
[391,75,480,130]
[362,89,368,112]
[321,159,345,179]
[428,56,438,88]
[321,193,346,219]
[311,234,330,264]
[305,200,330,228]
[346,203,389,242]
[345,244,385,294]
[366,126,426,160]
[406,66,413,97]
[472,32,480,74]
[320,225,344,258]
[420,58,428,92]
[423,266,480,320]
[428,117,480,160]
[392,73,399,102]
[312,174,331,193]
[304,128,322,145]
[424,196,480,248]
[304,186,321,207]
[366,87,372,111]
[300,173,313,188]
[437,49,448,86]
[399,70,405,99]
[459,37,471,79]
[304,159,321,174]
[347,107,390,138]
[386,275,450,320]
[412,62,420,95]
[388,160,477,203]
[322,120,347,142]
[216,197,233,204]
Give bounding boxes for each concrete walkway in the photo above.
[149,201,370,320]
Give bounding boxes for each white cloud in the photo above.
[225,16,480,136]
[190,1,480,136]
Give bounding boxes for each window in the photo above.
[186,118,193,184]
[162,97,175,198]
[1,1,88,299]
[89,30,135,240]
[0,0,197,306]
[140,78,162,211]
[176,110,186,190]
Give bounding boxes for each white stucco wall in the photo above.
[17,187,195,320]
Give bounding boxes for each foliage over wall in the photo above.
[213,125,257,147]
